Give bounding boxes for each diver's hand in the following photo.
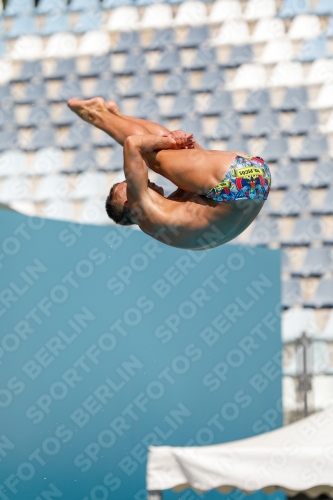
[167,130,196,149]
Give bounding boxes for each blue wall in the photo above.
[0,209,283,500]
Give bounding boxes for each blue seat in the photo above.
[26,128,55,151]
[7,16,36,38]
[3,0,34,16]
[249,111,280,137]
[279,0,311,17]
[313,187,333,215]
[159,73,189,95]
[282,279,303,308]
[272,163,300,189]
[193,69,225,93]
[327,16,333,37]
[123,75,153,97]
[283,217,324,246]
[47,58,77,79]
[180,26,209,48]
[54,105,78,126]
[305,278,333,308]
[148,29,175,51]
[274,187,311,216]
[87,78,115,100]
[293,135,328,161]
[279,87,308,111]
[262,137,289,162]
[92,131,113,147]
[108,145,124,171]
[313,0,333,15]
[0,131,18,150]
[113,32,141,53]
[69,0,100,11]
[0,85,11,102]
[248,218,280,246]
[80,55,111,77]
[241,90,271,113]
[226,45,253,68]
[52,81,82,102]
[0,107,15,128]
[62,123,91,149]
[179,117,204,140]
[282,249,292,273]
[298,36,329,62]
[134,98,160,119]
[287,109,318,135]
[309,161,333,188]
[73,11,102,33]
[102,0,133,8]
[226,138,248,153]
[16,83,46,104]
[188,47,217,70]
[203,92,233,116]
[162,95,195,119]
[115,53,146,75]
[296,247,333,277]
[12,61,42,82]
[37,0,67,13]
[212,113,241,140]
[154,50,181,72]
[69,150,97,173]
[40,14,71,36]
[26,105,52,127]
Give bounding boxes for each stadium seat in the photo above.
[91,129,115,147]
[3,0,34,17]
[51,81,82,103]
[180,26,209,48]
[305,278,333,307]
[314,0,333,15]
[84,78,114,100]
[114,53,146,75]
[134,97,160,119]
[26,128,55,151]
[260,39,294,64]
[298,36,329,62]
[159,73,189,95]
[279,87,308,111]
[282,278,303,308]
[0,177,32,202]
[123,75,153,97]
[226,137,248,153]
[0,40,6,59]
[213,21,250,46]
[312,342,332,375]
[271,163,300,190]
[80,55,111,77]
[108,145,124,171]
[308,161,333,188]
[293,135,328,161]
[203,92,233,115]
[311,84,333,109]
[244,0,277,20]
[68,150,97,173]
[326,16,333,37]
[211,112,241,140]
[153,50,181,72]
[12,60,43,82]
[241,90,271,113]
[251,18,285,42]
[288,14,322,40]
[282,249,292,274]
[69,0,100,12]
[287,109,318,135]
[307,59,333,85]
[270,62,304,87]
[73,11,102,33]
[46,58,77,79]
[78,31,111,56]
[102,0,132,9]
[273,187,311,216]
[107,6,139,32]
[71,172,107,200]
[0,106,15,128]
[140,4,174,29]
[282,308,317,342]
[15,82,46,104]
[25,105,52,127]
[262,137,288,162]
[192,69,225,93]
[278,0,311,18]
[208,0,242,24]
[148,29,175,50]
[41,201,75,221]
[226,45,253,67]
[45,33,78,58]
[40,14,71,36]
[162,95,195,118]
[313,187,333,215]
[282,217,324,246]
[319,109,333,133]
[34,174,69,202]
[179,117,204,139]
[296,247,333,277]
[8,16,36,39]
[0,151,26,177]
[31,147,64,176]
[174,1,208,27]
[36,0,67,14]
[231,64,267,89]
[318,310,333,341]
[248,111,280,137]
[188,47,217,69]
[113,32,141,53]
[248,217,280,246]
[11,35,44,61]
[62,123,91,149]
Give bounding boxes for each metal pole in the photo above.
[302,332,308,417]
[148,491,163,500]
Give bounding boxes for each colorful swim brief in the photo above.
[205,155,271,202]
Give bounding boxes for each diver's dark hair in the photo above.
[105,183,135,226]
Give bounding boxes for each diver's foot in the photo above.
[105,100,121,116]
[67,97,109,125]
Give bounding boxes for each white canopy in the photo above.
[147,407,333,497]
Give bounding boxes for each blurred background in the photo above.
[0,0,333,424]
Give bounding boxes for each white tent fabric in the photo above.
[147,407,333,497]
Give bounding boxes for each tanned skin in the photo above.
[67,97,264,250]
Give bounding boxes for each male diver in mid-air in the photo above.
[68,97,271,250]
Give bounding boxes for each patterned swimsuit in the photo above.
[205,155,271,202]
